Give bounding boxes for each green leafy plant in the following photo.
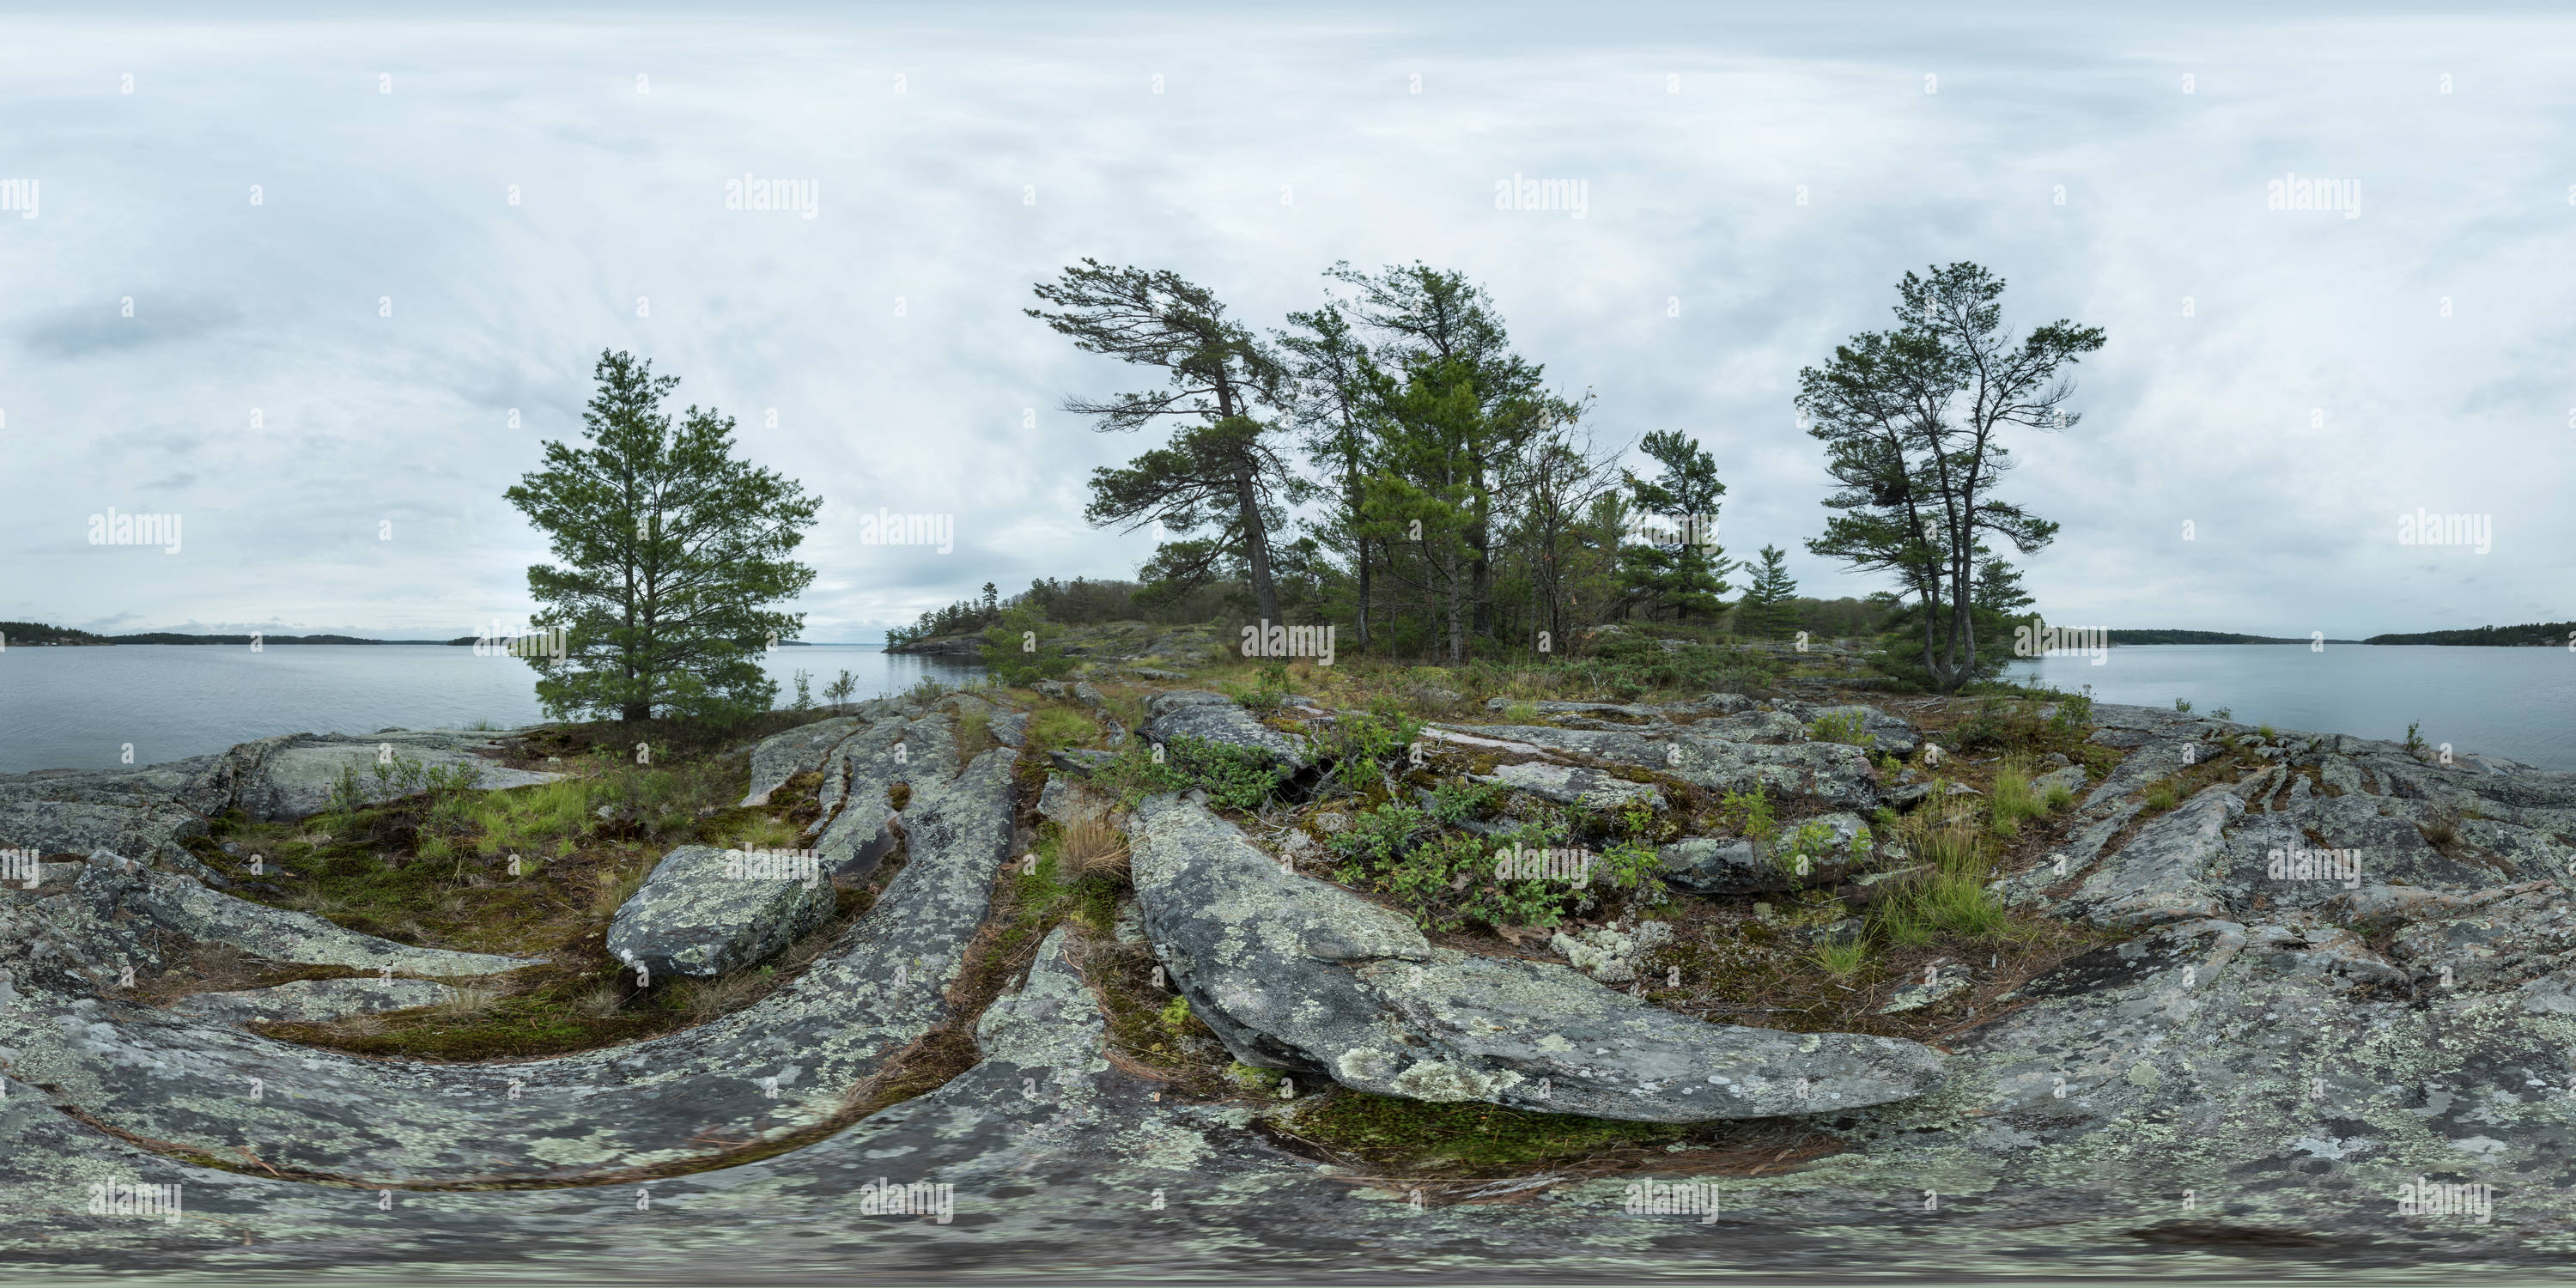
[1310,700,1423,793]
[1717,786,1777,848]
[1805,709,1874,747]
[2404,720,2427,754]
[2173,698,2193,714]
[2047,687,2094,738]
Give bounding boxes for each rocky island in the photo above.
[4,653,2569,1278]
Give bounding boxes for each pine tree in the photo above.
[1739,544,1799,639]
[1615,429,1735,623]
[506,350,819,722]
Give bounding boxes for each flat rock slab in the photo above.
[1437,723,1880,809]
[227,732,562,822]
[129,865,540,976]
[741,717,862,806]
[1143,691,1309,768]
[1128,795,1944,1122]
[1474,761,1662,811]
[168,976,462,1025]
[605,844,835,979]
[0,746,1019,1185]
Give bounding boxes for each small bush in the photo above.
[2142,778,2181,811]
[1806,709,1874,747]
[1309,700,1423,793]
[2047,687,2094,738]
[2173,698,2193,714]
[1717,787,1777,847]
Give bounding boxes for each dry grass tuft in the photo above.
[1058,815,1130,882]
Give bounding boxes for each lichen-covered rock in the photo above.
[1876,957,1972,1013]
[1550,921,1672,983]
[1474,761,1662,811]
[1436,722,1879,808]
[740,716,862,806]
[1658,812,1869,896]
[1036,773,1114,828]
[168,976,463,1025]
[605,843,835,979]
[225,731,564,822]
[1142,690,1308,768]
[1128,795,1945,1122]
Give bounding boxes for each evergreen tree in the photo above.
[1738,544,1799,638]
[1615,429,1735,623]
[1029,260,1297,623]
[506,350,819,722]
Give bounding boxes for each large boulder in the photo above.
[605,844,835,979]
[1127,795,1946,1122]
[1142,691,1309,768]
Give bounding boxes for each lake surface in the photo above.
[0,644,981,774]
[2006,643,2576,771]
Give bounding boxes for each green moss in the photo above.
[1278,1091,1683,1175]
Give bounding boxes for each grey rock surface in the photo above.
[605,843,836,980]
[167,976,464,1025]
[1128,795,1945,1122]
[1473,761,1662,811]
[1142,691,1308,768]
[740,716,861,806]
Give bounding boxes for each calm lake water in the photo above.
[2006,643,2576,771]
[0,644,981,774]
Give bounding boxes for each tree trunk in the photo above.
[1446,548,1465,665]
[1233,457,1281,625]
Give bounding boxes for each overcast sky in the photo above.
[3,3,2569,642]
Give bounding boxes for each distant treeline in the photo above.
[886,577,1233,646]
[2108,629,2312,645]
[0,622,443,646]
[886,578,1891,648]
[2364,622,2576,647]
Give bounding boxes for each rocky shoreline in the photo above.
[3,681,2572,1278]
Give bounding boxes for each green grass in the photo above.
[1812,935,1868,975]
[1986,759,2062,837]
[465,777,598,860]
[2142,778,2182,811]
[1026,706,1100,750]
[1281,1092,1685,1176]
